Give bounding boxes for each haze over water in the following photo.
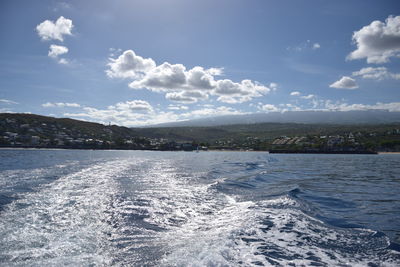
[0,149,399,266]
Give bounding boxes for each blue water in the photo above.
[0,149,399,266]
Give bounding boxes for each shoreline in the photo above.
[2,147,400,154]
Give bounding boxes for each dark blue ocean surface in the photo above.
[0,149,399,266]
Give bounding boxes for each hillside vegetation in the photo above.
[1,113,400,151]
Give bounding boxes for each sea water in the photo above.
[0,149,399,266]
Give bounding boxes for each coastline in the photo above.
[3,147,400,154]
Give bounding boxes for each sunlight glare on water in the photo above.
[0,150,399,266]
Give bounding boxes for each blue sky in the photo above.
[0,0,399,126]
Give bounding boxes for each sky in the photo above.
[0,0,399,126]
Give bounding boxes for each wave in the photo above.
[0,159,135,266]
[0,153,399,266]
[159,193,400,266]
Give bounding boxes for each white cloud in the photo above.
[301,94,315,99]
[269,82,278,91]
[290,91,301,96]
[58,58,69,65]
[129,63,216,93]
[0,99,18,105]
[347,15,400,63]
[288,40,321,51]
[166,90,208,103]
[284,103,302,111]
[48,44,68,58]
[259,104,279,112]
[36,16,73,42]
[0,108,12,113]
[107,50,272,104]
[324,100,400,112]
[289,91,315,99]
[109,48,123,57]
[64,102,245,127]
[61,98,400,127]
[64,100,161,126]
[36,17,73,64]
[198,104,215,109]
[206,67,224,76]
[106,50,156,79]
[53,2,71,12]
[181,106,245,118]
[214,79,270,104]
[216,95,251,104]
[312,43,321,49]
[329,76,358,89]
[352,66,400,80]
[48,45,69,64]
[64,108,156,126]
[42,102,80,108]
[109,100,154,113]
[167,105,189,110]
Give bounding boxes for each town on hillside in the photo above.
[1,114,400,153]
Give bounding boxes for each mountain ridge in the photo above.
[147,110,400,128]
[1,112,400,151]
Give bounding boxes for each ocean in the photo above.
[0,149,399,266]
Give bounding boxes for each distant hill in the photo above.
[1,113,399,151]
[0,113,151,149]
[149,110,400,127]
[0,113,136,140]
[133,121,400,143]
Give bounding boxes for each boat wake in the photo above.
[0,153,399,266]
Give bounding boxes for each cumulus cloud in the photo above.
[329,76,358,89]
[48,44,69,64]
[129,63,188,91]
[107,50,272,104]
[352,66,400,80]
[109,100,153,113]
[48,44,68,58]
[62,98,400,127]
[259,104,279,112]
[109,48,123,57]
[129,63,217,93]
[214,79,270,104]
[290,91,301,96]
[42,102,80,108]
[64,102,245,127]
[215,79,258,95]
[347,15,400,63]
[64,100,160,126]
[106,50,156,79]
[36,16,73,42]
[64,107,160,126]
[180,106,245,118]
[166,91,208,103]
[206,67,224,76]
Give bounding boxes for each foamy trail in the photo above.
[0,159,135,266]
[1,152,399,266]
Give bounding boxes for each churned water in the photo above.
[0,149,399,266]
